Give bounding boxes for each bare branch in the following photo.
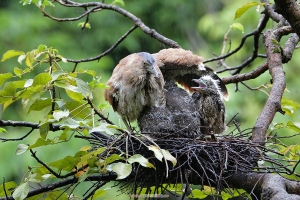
[252,28,287,144]
[273,0,300,38]
[204,14,269,75]
[222,62,268,84]
[48,0,180,48]
[67,25,138,64]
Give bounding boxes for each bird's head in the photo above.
[191,75,229,101]
[139,52,159,77]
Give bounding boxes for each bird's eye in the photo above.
[143,61,149,66]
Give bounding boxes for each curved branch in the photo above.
[222,62,268,85]
[261,0,283,22]
[67,25,138,63]
[204,14,269,74]
[48,0,180,48]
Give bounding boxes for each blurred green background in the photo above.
[1,0,300,198]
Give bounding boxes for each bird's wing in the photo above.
[104,53,138,111]
[152,48,228,99]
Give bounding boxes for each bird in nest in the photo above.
[104,52,165,130]
[104,48,228,137]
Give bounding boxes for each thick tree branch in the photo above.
[226,173,300,199]
[274,0,300,38]
[252,28,287,144]
[0,174,117,200]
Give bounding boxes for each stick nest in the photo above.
[80,128,299,198]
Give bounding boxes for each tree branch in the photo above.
[0,174,117,200]
[222,62,268,85]
[251,28,288,144]
[274,0,300,38]
[47,0,180,49]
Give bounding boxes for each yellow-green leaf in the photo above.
[1,50,24,62]
[14,67,24,77]
[231,22,244,33]
[0,73,13,86]
[234,2,259,20]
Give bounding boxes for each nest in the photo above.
[79,127,300,199]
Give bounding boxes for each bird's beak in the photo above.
[191,79,206,92]
[150,65,159,77]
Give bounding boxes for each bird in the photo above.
[105,48,228,137]
[104,52,165,130]
[191,74,228,135]
[138,48,228,137]
[138,78,202,137]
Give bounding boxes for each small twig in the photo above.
[66,25,138,64]
[0,128,35,142]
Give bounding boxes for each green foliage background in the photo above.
[1,0,300,198]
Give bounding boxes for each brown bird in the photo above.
[105,48,228,137]
[138,49,228,137]
[104,52,165,129]
[191,75,228,135]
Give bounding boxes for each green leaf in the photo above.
[112,0,125,6]
[28,138,51,149]
[287,121,300,132]
[66,89,85,102]
[190,189,208,199]
[53,110,70,121]
[234,2,259,20]
[28,98,52,113]
[75,78,92,98]
[12,182,29,200]
[37,44,47,52]
[25,51,34,68]
[49,155,80,171]
[14,67,24,77]
[90,189,107,199]
[0,181,17,197]
[39,122,50,139]
[107,162,132,180]
[0,127,7,134]
[0,73,13,87]
[1,50,24,62]
[231,22,244,33]
[65,101,90,119]
[32,73,52,86]
[128,154,156,169]
[16,144,29,155]
[221,191,233,200]
[78,22,91,29]
[105,154,124,164]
